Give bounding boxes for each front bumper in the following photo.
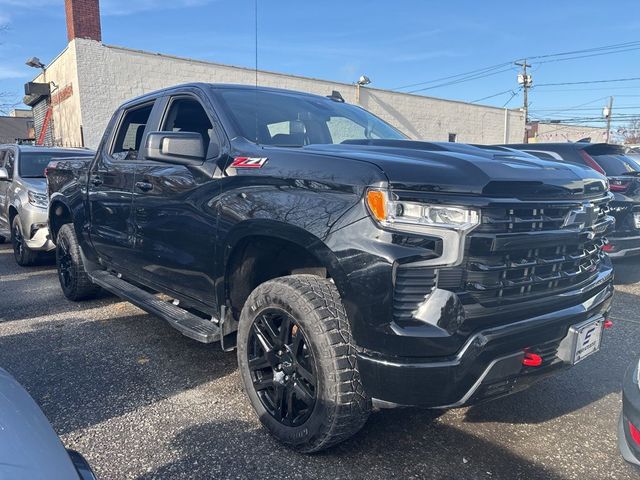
[16,202,54,251]
[619,361,640,466]
[24,225,54,251]
[606,234,640,258]
[358,272,614,408]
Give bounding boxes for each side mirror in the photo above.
[0,167,8,181]
[145,131,206,165]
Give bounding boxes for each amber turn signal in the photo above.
[367,190,387,222]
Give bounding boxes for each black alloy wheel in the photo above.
[247,309,317,427]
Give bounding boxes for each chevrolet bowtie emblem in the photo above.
[562,203,598,229]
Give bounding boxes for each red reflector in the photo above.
[609,180,631,192]
[602,244,614,252]
[604,319,613,329]
[523,351,543,367]
[629,421,640,446]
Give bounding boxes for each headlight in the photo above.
[366,189,480,231]
[27,190,48,208]
[366,188,480,267]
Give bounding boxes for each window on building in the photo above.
[448,133,457,143]
[112,103,154,160]
[161,97,214,153]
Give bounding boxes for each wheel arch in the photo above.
[48,194,73,243]
[221,220,349,320]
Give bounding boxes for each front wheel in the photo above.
[56,224,101,301]
[237,275,371,453]
[11,215,38,266]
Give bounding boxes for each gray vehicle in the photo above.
[0,368,96,479]
[0,145,94,266]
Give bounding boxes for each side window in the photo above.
[0,150,5,168]
[111,103,154,161]
[4,151,14,179]
[161,97,213,153]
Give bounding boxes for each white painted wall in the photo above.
[40,38,526,149]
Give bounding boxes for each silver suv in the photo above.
[0,145,94,266]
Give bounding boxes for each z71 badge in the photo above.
[231,157,268,168]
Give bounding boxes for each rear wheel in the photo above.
[237,275,371,453]
[56,224,101,301]
[11,215,38,266]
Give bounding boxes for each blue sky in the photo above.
[0,0,639,127]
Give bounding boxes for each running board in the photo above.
[90,271,221,343]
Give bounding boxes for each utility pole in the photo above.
[604,96,614,143]
[515,60,532,143]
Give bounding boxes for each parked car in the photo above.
[47,83,615,452]
[0,368,96,480]
[619,358,640,467]
[504,142,640,258]
[0,145,94,265]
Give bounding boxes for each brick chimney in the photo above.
[65,0,102,42]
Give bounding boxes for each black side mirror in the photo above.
[145,131,206,165]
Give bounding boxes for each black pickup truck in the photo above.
[47,83,615,452]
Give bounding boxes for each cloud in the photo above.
[0,65,27,80]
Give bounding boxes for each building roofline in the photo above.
[94,40,521,114]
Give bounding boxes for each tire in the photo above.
[56,224,101,301]
[11,215,38,266]
[237,275,371,453]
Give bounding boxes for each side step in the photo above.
[90,271,221,343]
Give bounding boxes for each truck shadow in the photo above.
[134,415,565,480]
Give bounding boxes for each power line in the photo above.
[536,77,640,87]
[524,40,640,61]
[406,67,514,94]
[391,62,512,91]
[470,89,515,103]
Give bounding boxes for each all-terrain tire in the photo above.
[237,274,371,453]
[11,215,38,266]
[56,224,101,301]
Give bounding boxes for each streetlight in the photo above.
[355,75,371,104]
[25,57,46,71]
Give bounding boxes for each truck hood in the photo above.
[17,177,47,194]
[304,140,608,198]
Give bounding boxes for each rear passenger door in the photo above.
[88,101,156,269]
[130,92,221,307]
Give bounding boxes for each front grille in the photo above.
[465,197,611,308]
[393,265,436,323]
[391,197,613,322]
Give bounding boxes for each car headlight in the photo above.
[366,188,480,266]
[27,190,48,208]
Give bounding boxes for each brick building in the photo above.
[25,0,526,149]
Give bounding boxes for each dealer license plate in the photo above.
[558,317,604,365]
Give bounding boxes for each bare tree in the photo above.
[622,119,640,145]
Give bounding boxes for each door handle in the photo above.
[135,181,153,192]
[90,176,103,187]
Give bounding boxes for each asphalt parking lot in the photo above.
[0,242,639,480]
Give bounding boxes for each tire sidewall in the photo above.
[56,225,79,298]
[237,282,337,450]
[11,215,28,265]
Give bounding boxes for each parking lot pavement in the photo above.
[0,242,639,480]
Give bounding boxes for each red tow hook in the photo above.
[522,349,543,367]
[604,319,614,329]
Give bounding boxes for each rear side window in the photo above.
[111,103,154,160]
[588,154,640,176]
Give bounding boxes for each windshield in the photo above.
[19,152,92,178]
[213,88,407,146]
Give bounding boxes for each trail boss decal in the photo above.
[231,157,268,168]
